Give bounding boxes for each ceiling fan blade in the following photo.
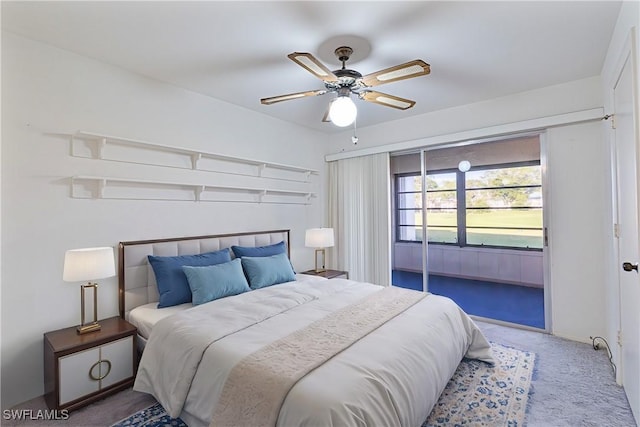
[288,52,338,82]
[360,60,430,87]
[260,89,326,105]
[360,91,416,110]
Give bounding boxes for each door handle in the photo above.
[622,262,638,273]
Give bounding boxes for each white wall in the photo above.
[600,0,640,382]
[394,244,544,287]
[0,33,328,408]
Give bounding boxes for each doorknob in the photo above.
[622,262,638,272]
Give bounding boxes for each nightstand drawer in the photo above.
[59,336,133,405]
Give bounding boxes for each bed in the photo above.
[119,229,494,427]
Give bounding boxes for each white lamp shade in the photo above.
[328,97,357,127]
[63,247,116,282]
[305,228,335,248]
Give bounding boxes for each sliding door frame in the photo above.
[414,132,550,332]
[420,149,429,293]
[540,132,552,333]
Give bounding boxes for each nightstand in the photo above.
[301,269,349,279]
[44,316,137,412]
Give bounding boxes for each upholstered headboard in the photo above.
[118,229,290,319]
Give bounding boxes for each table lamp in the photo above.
[305,228,334,273]
[63,247,116,334]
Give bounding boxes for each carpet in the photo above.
[113,343,535,427]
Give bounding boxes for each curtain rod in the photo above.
[325,108,604,162]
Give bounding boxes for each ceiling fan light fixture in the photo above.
[328,96,357,127]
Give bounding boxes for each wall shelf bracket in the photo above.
[194,185,205,201]
[191,153,202,170]
[98,179,107,199]
[96,138,107,159]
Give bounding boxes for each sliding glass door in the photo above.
[391,134,548,330]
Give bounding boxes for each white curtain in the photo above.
[328,152,391,286]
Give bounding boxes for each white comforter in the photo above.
[134,277,493,427]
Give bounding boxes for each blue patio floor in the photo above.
[392,270,545,329]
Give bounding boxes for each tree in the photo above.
[467,166,540,207]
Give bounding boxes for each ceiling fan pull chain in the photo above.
[352,119,359,145]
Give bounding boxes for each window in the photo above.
[465,164,542,249]
[396,171,458,244]
[395,162,543,250]
[426,172,457,244]
[396,174,423,242]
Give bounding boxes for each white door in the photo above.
[614,45,640,423]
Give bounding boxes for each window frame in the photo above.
[395,172,424,243]
[394,160,543,251]
[425,169,459,245]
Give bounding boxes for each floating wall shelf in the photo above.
[73,131,320,183]
[71,175,316,205]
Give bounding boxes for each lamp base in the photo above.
[77,322,101,334]
[314,248,326,273]
[78,282,100,334]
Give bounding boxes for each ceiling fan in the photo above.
[260,46,431,127]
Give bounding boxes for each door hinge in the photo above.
[614,223,620,238]
[544,227,549,247]
[618,330,623,347]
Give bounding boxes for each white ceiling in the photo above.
[1,1,622,134]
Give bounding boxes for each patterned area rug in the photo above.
[111,402,186,427]
[113,343,535,427]
[424,342,536,426]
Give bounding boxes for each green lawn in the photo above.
[418,210,543,248]
[425,210,542,227]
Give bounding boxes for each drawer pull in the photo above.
[89,359,112,381]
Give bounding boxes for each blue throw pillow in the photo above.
[182,259,250,306]
[241,252,296,289]
[148,249,231,308]
[231,241,286,258]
